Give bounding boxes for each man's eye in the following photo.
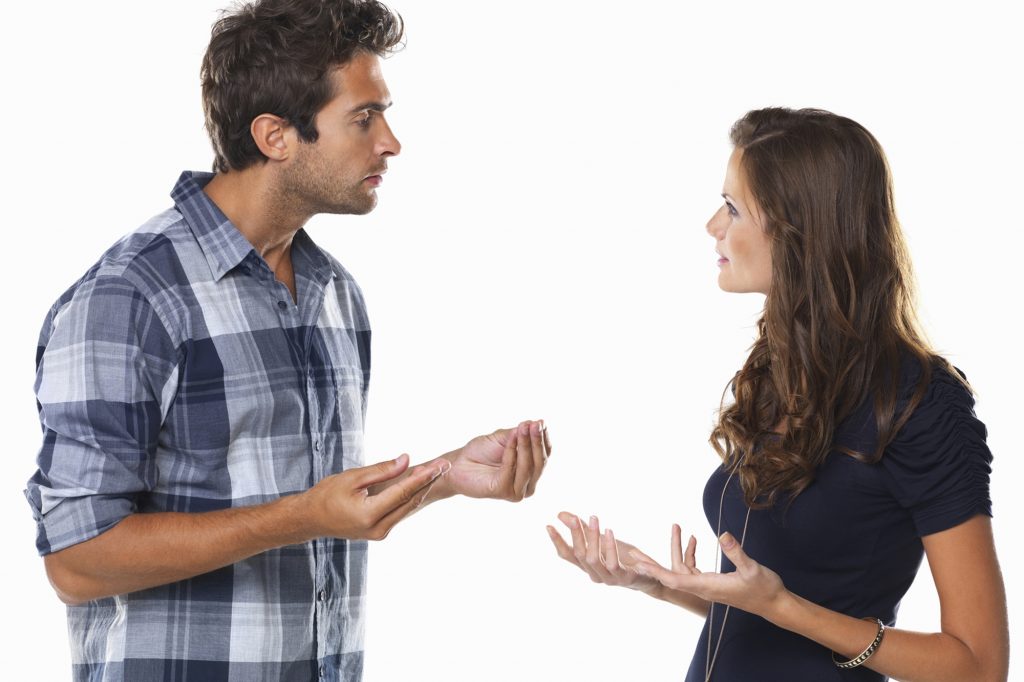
[356,112,374,128]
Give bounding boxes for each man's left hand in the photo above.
[439,420,551,501]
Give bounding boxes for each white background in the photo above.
[2,1,1020,679]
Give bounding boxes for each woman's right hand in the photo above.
[547,512,693,597]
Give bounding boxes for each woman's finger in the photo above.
[602,528,622,574]
[718,532,752,571]
[633,558,700,592]
[685,534,700,573]
[671,524,684,572]
[584,516,614,580]
[546,525,579,566]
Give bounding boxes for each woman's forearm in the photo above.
[650,584,711,617]
[771,591,1008,682]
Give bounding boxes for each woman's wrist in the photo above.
[639,581,666,600]
[762,587,801,628]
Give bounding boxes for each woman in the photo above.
[547,108,1009,681]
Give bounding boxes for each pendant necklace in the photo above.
[705,463,752,682]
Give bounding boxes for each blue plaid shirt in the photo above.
[26,171,372,682]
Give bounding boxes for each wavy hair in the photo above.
[201,0,404,173]
[711,107,963,509]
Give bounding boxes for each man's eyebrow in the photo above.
[348,101,392,114]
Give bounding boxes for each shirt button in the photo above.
[319,664,325,677]
[277,300,287,310]
[318,589,327,601]
[314,440,322,452]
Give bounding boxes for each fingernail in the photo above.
[719,532,736,549]
[393,453,407,465]
[589,515,598,529]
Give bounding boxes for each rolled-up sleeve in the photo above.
[25,274,179,555]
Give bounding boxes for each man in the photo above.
[24,1,550,680]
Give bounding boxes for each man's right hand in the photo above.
[300,454,449,541]
[44,454,449,604]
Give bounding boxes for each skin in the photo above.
[202,50,401,301]
[547,147,1009,681]
[44,52,554,605]
[704,148,772,295]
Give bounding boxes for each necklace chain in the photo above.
[705,464,752,682]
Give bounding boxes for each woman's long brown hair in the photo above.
[711,107,963,509]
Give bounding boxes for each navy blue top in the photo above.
[686,363,993,682]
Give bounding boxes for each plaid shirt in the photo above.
[25,171,372,682]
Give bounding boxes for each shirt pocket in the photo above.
[329,364,366,470]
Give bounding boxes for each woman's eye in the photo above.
[726,202,738,217]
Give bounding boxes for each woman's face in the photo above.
[706,148,772,295]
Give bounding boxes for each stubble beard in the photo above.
[282,142,377,218]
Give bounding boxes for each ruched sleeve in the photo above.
[881,367,993,537]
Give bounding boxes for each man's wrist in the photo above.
[424,450,459,502]
[284,489,322,544]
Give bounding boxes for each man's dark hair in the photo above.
[201,0,404,173]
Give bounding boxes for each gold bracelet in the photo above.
[832,617,885,669]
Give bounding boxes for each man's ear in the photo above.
[250,113,295,162]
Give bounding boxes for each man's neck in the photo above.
[203,168,305,299]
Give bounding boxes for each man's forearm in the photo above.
[44,455,446,605]
[45,493,316,605]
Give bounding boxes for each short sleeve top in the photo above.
[686,361,993,682]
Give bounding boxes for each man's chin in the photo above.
[317,193,377,216]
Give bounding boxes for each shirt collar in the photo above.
[170,170,335,285]
[171,170,255,281]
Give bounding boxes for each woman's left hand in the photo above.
[631,531,790,620]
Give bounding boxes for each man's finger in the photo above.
[350,454,411,490]
[495,429,517,496]
[365,461,445,521]
[512,422,532,499]
[525,420,546,497]
[372,472,445,538]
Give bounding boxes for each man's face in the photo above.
[282,51,401,215]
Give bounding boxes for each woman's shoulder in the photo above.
[882,355,993,536]
[892,356,979,440]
